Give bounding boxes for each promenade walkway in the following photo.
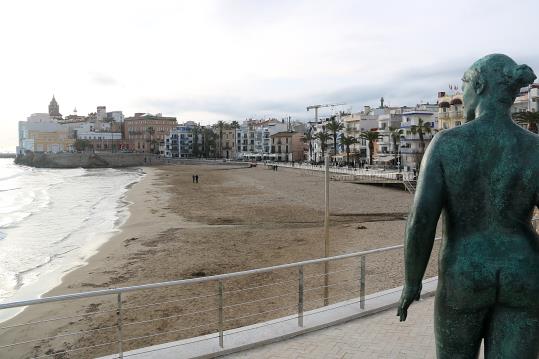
[226,297,484,359]
[226,296,437,359]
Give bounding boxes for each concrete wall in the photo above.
[15,152,161,168]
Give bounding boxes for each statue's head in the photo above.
[462,54,536,121]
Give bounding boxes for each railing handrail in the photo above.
[5,212,538,315]
[0,241,428,311]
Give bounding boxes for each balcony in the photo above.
[400,147,422,154]
[400,135,434,142]
[448,110,464,119]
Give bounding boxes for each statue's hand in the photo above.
[397,284,422,322]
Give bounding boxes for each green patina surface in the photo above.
[398,54,539,358]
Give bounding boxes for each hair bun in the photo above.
[512,64,537,89]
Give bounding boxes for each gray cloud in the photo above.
[138,55,539,123]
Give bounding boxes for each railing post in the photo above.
[116,292,123,359]
[218,281,224,348]
[298,266,304,327]
[359,256,366,309]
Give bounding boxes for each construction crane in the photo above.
[306,103,346,123]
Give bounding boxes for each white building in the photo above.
[236,119,289,160]
[164,121,200,158]
[340,106,387,164]
[27,113,54,123]
[107,111,124,123]
[400,109,437,171]
[513,84,539,114]
[17,114,72,154]
[96,106,107,122]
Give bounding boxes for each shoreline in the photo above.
[0,167,147,323]
[39,166,173,297]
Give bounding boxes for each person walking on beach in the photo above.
[195,174,199,183]
[192,175,195,183]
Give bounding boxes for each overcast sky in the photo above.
[1,0,538,151]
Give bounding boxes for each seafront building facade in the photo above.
[18,113,74,153]
[17,98,130,154]
[123,113,177,153]
[236,119,288,160]
[164,121,199,158]
[16,85,539,162]
[437,92,464,130]
[270,131,304,161]
[221,128,237,159]
[513,84,539,113]
[399,109,437,171]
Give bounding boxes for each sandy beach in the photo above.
[0,163,441,358]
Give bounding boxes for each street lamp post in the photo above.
[324,153,330,306]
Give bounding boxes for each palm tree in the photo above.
[389,127,403,165]
[230,120,240,130]
[201,127,215,158]
[339,135,357,165]
[315,131,331,160]
[325,116,344,157]
[215,120,226,158]
[410,119,432,171]
[513,111,539,133]
[146,126,155,154]
[302,131,314,162]
[191,124,201,157]
[389,127,403,153]
[359,130,379,166]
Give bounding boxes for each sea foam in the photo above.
[0,159,143,321]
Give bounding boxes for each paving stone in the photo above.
[225,297,437,359]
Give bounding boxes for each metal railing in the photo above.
[0,239,441,359]
[270,162,415,181]
[2,216,538,358]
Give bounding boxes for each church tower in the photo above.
[48,95,62,118]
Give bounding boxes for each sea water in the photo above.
[0,158,143,320]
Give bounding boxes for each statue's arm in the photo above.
[404,137,444,289]
[398,136,444,321]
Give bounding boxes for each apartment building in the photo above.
[123,113,177,153]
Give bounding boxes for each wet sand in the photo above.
[0,163,440,358]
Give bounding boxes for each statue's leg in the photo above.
[484,305,539,359]
[434,295,488,359]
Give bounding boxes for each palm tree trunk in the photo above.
[219,130,223,158]
[369,141,374,165]
[333,133,337,158]
[346,145,350,165]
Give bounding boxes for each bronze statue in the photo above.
[398,54,538,358]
